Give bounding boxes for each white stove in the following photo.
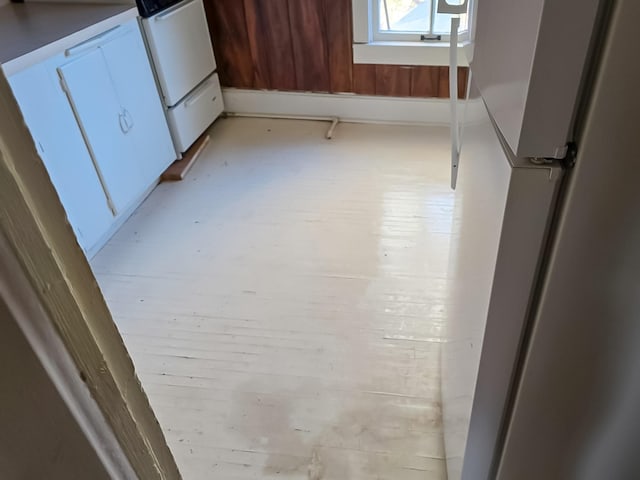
[140,0,223,154]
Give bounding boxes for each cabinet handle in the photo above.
[118,112,127,134]
[124,109,135,132]
[65,26,131,57]
[118,109,134,134]
[154,0,196,21]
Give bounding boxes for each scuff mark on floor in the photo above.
[308,449,324,480]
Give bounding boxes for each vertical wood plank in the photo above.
[457,67,468,99]
[437,66,470,98]
[288,0,331,92]
[438,66,450,98]
[244,0,297,91]
[410,66,440,98]
[352,64,376,95]
[242,0,270,89]
[204,1,254,89]
[205,0,470,98]
[324,0,353,93]
[265,1,297,91]
[375,65,411,97]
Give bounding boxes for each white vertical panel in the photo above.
[442,78,563,480]
[352,0,371,43]
[441,86,512,480]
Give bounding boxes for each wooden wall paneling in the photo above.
[205,0,468,98]
[436,66,470,99]
[352,64,376,95]
[243,0,297,91]
[438,66,450,98]
[323,0,354,93]
[288,0,331,92]
[204,1,254,89]
[457,66,468,99]
[242,0,271,89]
[410,66,440,98]
[375,65,411,97]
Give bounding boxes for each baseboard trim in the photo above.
[222,88,461,126]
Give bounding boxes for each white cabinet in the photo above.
[8,18,176,257]
[59,21,175,214]
[8,57,114,252]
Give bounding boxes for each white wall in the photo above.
[0,297,112,480]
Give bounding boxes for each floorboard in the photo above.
[92,118,453,479]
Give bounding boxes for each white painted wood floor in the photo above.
[92,118,454,480]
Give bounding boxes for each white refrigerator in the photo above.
[442,0,640,479]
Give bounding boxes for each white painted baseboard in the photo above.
[222,88,464,126]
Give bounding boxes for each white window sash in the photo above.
[352,0,474,66]
[354,0,471,44]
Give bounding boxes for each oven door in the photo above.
[142,0,216,107]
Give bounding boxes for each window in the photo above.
[352,0,474,66]
[374,0,470,42]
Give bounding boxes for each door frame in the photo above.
[0,68,180,479]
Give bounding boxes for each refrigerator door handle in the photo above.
[448,16,461,190]
[437,1,466,189]
[437,0,468,15]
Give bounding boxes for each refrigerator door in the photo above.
[442,79,563,480]
[497,2,640,478]
[471,0,600,159]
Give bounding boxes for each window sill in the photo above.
[352,41,473,67]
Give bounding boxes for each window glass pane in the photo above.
[378,0,432,33]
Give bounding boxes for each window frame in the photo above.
[352,0,475,66]
[372,0,470,42]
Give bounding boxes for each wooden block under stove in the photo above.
[161,133,210,182]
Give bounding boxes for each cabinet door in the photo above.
[59,45,141,214]
[58,21,175,214]
[8,59,114,253]
[99,21,176,184]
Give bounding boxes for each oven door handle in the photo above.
[154,0,196,21]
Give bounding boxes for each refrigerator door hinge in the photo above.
[559,142,578,169]
[533,142,577,169]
